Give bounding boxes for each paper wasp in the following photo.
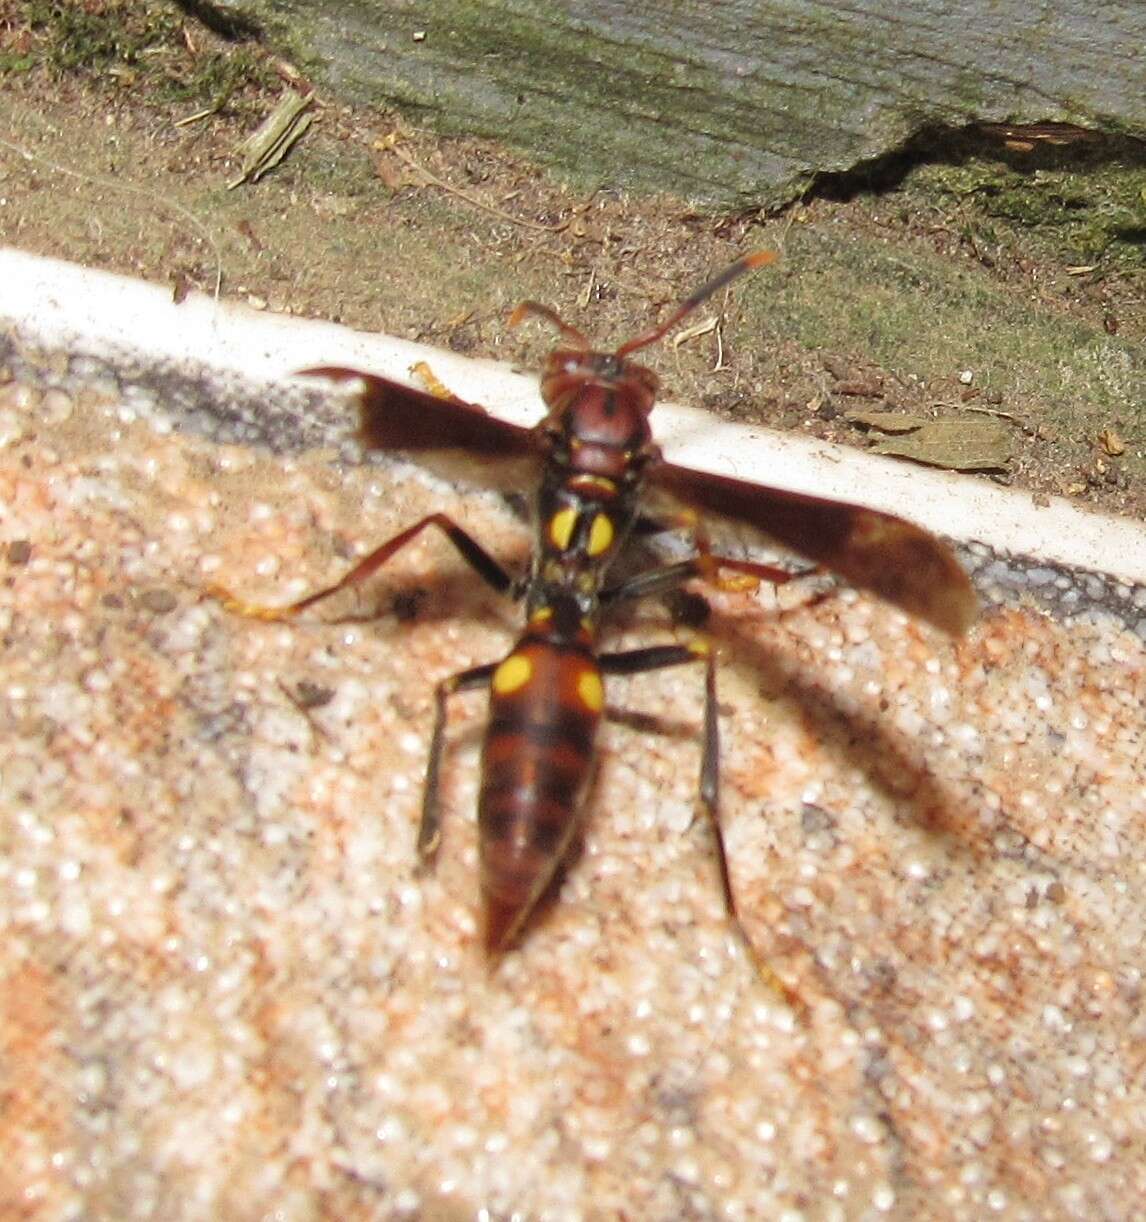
[218,251,977,957]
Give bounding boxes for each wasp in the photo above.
[218,252,976,955]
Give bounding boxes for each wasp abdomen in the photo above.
[478,638,604,951]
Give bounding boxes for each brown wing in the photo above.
[299,366,538,459]
[652,463,977,636]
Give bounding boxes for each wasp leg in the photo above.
[601,554,797,608]
[418,660,498,859]
[214,512,519,620]
[599,638,733,903]
[605,508,801,606]
[600,639,802,1008]
[409,360,461,402]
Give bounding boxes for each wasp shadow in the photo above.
[705,598,991,863]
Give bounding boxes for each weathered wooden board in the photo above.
[216,0,1146,204]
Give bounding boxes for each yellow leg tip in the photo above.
[716,573,761,594]
[409,361,456,402]
[754,961,807,1015]
[206,584,296,622]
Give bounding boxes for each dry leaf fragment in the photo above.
[870,419,1011,472]
[833,380,884,397]
[373,153,417,192]
[976,122,1100,149]
[820,354,853,381]
[228,91,314,189]
[1098,427,1126,457]
[845,409,928,434]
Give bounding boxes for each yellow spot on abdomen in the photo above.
[493,653,533,696]
[549,506,577,550]
[577,668,605,714]
[587,513,615,557]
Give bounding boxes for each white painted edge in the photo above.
[4,246,1144,584]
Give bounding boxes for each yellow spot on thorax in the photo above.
[587,513,615,557]
[549,506,577,550]
[492,652,533,696]
[576,668,605,714]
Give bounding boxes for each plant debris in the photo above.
[228,90,314,189]
[869,419,1012,472]
[845,409,929,434]
[1098,427,1126,457]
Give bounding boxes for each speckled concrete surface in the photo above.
[2,306,1145,1220]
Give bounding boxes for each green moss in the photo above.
[5,1,276,110]
[741,228,1144,468]
[907,148,1146,268]
[16,0,175,72]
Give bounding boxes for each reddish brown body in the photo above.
[466,323,659,948]
[219,250,976,958]
[478,605,604,950]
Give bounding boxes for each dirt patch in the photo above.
[2,0,1143,515]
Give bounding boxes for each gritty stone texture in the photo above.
[1,332,1144,1219]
